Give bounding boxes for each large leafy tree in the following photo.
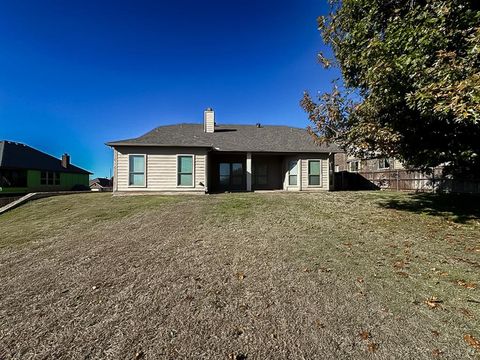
[302,0,480,176]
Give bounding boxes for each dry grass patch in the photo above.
[0,191,479,359]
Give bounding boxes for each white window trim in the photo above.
[307,159,322,187]
[128,154,147,188]
[378,158,390,170]
[176,154,195,188]
[349,160,360,172]
[288,159,299,187]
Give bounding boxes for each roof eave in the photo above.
[106,142,213,149]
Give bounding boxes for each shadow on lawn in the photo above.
[379,192,480,224]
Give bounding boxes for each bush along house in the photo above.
[106,108,340,193]
[0,141,91,195]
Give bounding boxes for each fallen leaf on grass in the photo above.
[357,277,364,283]
[236,272,245,280]
[229,353,248,360]
[134,350,145,360]
[432,348,443,357]
[425,297,443,309]
[315,319,325,329]
[359,331,369,340]
[457,280,477,289]
[367,342,378,352]
[431,330,440,337]
[459,308,475,318]
[238,303,248,311]
[464,334,480,351]
[395,271,409,278]
[232,328,244,337]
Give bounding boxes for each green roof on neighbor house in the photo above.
[106,123,341,153]
[0,141,91,174]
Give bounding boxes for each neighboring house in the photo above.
[0,141,91,194]
[90,177,113,192]
[106,108,340,193]
[333,153,449,191]
[334,153,404,173]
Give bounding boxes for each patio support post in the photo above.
[246,152,252,191]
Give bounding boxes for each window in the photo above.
[129,155,146,187]
[288,160,298,186]
[219,162,243,189]
[219,163,230,187]
[255,164,268,185]
[378,158,390,170]
[0,169,27,188]
[231,163,243,186]
[40,171,60,185]
[308,160,321,186]
[349,160,360,172]
[177,155,193,186]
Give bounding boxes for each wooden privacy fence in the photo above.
[334,170,480,193]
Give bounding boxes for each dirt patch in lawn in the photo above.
[0,192,479,359]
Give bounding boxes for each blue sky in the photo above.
[0,0,337,177]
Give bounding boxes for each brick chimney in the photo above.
[204,108,215,133]
[61,153,70,168]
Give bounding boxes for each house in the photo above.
[0,141,91,194]
[333,153,447,191]
[90,177,113,192]
[334,153,404,173]
[106,109,340,193]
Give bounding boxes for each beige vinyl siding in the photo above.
[394,158,405,170]
[300,154,330,191]
[283,154,330,191]
[115,146,207,192]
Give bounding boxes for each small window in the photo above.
[177,155,193,186]
[349,161,360,172]
[378,158,390,170]
[129,155,146,187]
[308,160,321,186]
[288,160,298,186]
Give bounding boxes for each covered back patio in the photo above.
[207,152,296,193]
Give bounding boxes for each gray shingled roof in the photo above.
[106,124,340,153]
[0,141,91,174]
[89,177,112,187]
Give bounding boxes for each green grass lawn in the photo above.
[0,191,479,359]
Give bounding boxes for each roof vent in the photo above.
[256,123,262,128]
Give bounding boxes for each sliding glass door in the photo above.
[219,162,244,191]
